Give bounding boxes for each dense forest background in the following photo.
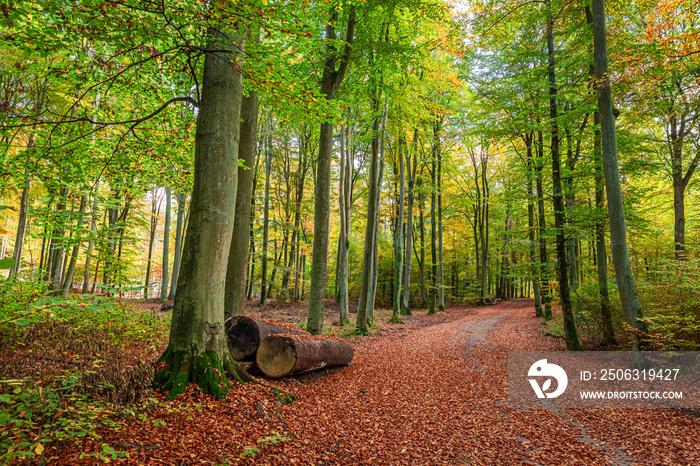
[1,0,699,351]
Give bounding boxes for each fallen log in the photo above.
[256,334,354,378]
[225,316,309,361]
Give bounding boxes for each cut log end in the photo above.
[256,336,298,378]
[256,334,354,378]
[225,316,309,361]
[225,316,260,361]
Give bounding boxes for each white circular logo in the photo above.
[528,359,568,399]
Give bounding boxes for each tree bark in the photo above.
[260,119,272,305]
[61,193,88,296]
[256,334,353,378]
[169,190,187,300]
[546,0,581,350]
[391,135,405,322]
[82,181,100,294]
[225,315,309,361]
[225,86,259,317]
[306,7,356,335]
[160,187,172,301]
[357,98,383,333]
[524,133,543,316]
[402,130,418,315]
[154,23,244,400]
[591,0,648,343]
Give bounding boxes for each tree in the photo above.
[591,0,648,346]
[153,24,245,399]
[307,6,356,335]
[544,0,580,351]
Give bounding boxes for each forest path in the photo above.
[83,300,699,465]
[267,298,698,465]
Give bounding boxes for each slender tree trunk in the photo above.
[402,130,418,315]
[368,156,385,323]
[50,186,68,294]
[61,194,88,296]
[260,120,272,305]
[546,0,581,350]
[525,134,543,316]
[225,87,259,317]
[307,7,356,335]
[535,129,552,319]
[82,181,100,294]
[594,111,616,344]
[419,185,428,308]
[144,192,160,299]
[480,163,489,307]
[169,191,187,300]
[592,0,647,343]
[391,135,405,322]
[357,99,384,333]
[429,125,439,315]
[160,187,172,301]
[436,126,445,312]
[337,125,351,324]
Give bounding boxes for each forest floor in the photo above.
[8,298,700,465]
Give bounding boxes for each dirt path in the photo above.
[76,299,698,465]
[263,299,699,464]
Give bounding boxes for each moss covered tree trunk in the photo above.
[154,24,244,400]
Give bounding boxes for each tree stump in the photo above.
[256,334,354,378]
[224,316,309,361]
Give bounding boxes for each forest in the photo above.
[1,0,699,463]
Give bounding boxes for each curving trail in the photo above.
[70,299,698,465]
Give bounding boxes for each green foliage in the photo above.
[0,269,50,329]
[0,373,128,463]
[637,259,700,350]
[238,432,291,459]
[270,387,296,405]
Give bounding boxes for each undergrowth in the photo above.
[0,271,169,462]
[565,258,700,350]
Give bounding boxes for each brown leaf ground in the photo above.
[39,299,700,464]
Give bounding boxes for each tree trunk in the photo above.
[256,334,353,378]
[260,120,272,305]
[50,186,68,294]
[225,315,309,361]
[144,190,161,299]
[160,187,172,301]
[419,183,428,308]
[368,157,385,323]
[436,126,445,312]
[391,135,405,322]
[357,98,383,333]
[169,190,187,300]
[594,111,616,344]
[337,125,351,324]
[546,0,581,351]
[307,7,356,335]
[535,129,552,319]
[153,24,244,400]
[225,86,259,317]
[402,130,418,315]
[524,133,543,316]
[61,194,88,296]
[82,181,100,294]
[591,0,648,344]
